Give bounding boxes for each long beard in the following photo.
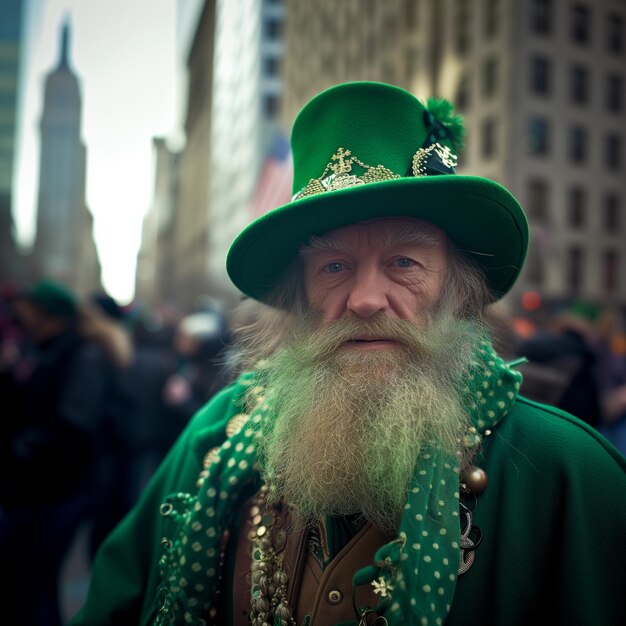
[254,311,483,534]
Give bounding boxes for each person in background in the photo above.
[0,279,24,375]
[162,307,233,437]
[516,301,607,428]
[80,291,137,560]
[70,82,625,626]
[0,279,120,626]
[513,302,626,455]
[593,307,626,455]
[118,307,181,504]
[600,382,626,455]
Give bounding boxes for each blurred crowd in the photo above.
[492,298,626,455]
[1,276,625,625]
[0,277,234,626]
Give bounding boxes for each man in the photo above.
[69,82,626,626]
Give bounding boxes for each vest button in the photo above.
[327,589,343,605]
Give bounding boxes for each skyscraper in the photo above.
[0,0,25,282]
[32,18,100,294]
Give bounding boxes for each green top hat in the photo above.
[227,81,528,304]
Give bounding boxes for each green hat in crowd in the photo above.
[20,279,78,318]
[227,81,529,304]
[565,300,601,324]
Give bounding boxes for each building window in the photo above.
[530,55,551,95]
[571,4,591,44]
[567,245,584,293]
[607,13,624,54]
[263,56,281,77]
[481,117,497,158]
[569,126,588,164]
[525,247,545,285]
[365,32,375,65]
[606,74,623,113]
[484,0,498,38]
[531,0,552,34]
[383,14,397,45]
[568,186,586,228]
[455,0,471,54]
[527,116,550,155]
[482,56,498,98]
[405,48,419,82]
[262,94,280,117]
[605,134,622,170]
[455,72,471,112]
[603,193,621,232]
[527,178,549,223]
[603,250,619,293]
[264,17,283,39]
[405,0,419,28]
[321,48,334,74]
[382,62,396,86]
[570,65,589,105]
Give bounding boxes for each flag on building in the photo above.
[248,131,293,220]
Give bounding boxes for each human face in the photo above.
[12,299,67,343]
[302,218,448,339]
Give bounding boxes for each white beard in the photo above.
[254,312,481,533]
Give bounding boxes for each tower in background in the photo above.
[32,18,100,295]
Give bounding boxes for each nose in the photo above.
[346,267,390,318]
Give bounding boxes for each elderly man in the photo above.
[70,82,625,626]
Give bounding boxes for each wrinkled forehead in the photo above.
[302,217,449,253]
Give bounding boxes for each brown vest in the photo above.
[231,495,391,625]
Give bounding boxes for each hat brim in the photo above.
[227,175,528,304]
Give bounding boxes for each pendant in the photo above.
[461,465,489,494]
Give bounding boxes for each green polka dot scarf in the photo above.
[153,337,522,625]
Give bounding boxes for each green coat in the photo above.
[69,377,626,626]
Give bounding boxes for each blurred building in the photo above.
[140,0,624,315]
[282,0,426,121]
[282,0,626,313]
[0,0,25,283]
[31,19,101,296]
[135,136,180,309]
[139,0,287,311]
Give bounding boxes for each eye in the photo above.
[394,257,415,268]
[323,262,345,273]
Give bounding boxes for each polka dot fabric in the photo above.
[153,338,522,625]
[356,338,522,625]
[154,393,267,625]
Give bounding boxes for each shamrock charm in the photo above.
[371,576,395,598]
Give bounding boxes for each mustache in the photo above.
[299,314,436,361]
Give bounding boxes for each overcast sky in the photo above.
[13,0,181,303]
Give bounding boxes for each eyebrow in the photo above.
[299,225,442,257]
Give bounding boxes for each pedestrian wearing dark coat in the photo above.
[0,280,121,626]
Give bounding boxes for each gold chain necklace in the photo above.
[249,484,296,626]
[247,461,488,624]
